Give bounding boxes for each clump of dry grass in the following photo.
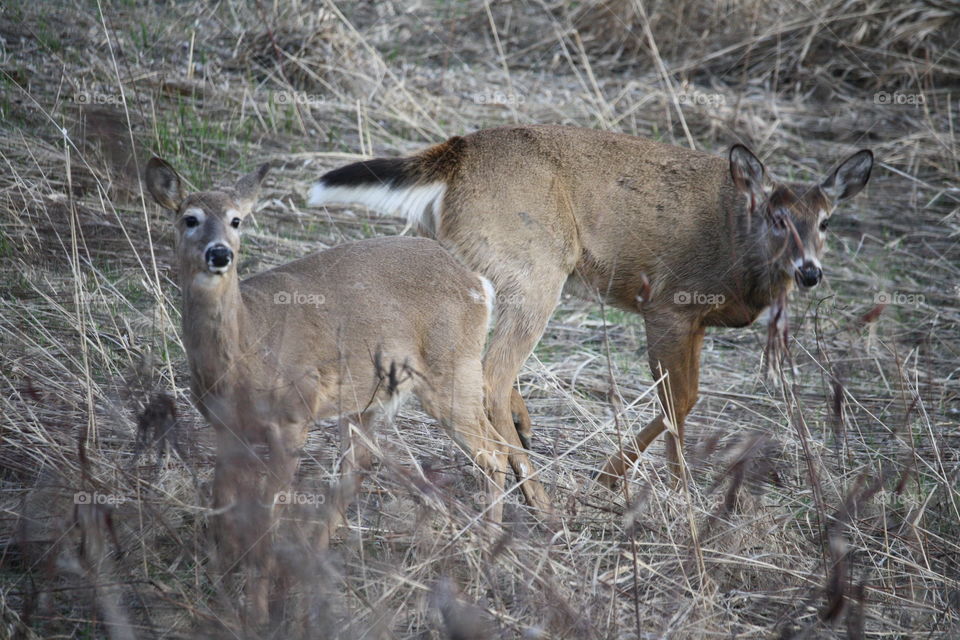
[0,0,957,638]
[232,4,367,94]
[569,0,960,93]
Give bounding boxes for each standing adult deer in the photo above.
[146,157,549,618]
[309,125,873,486]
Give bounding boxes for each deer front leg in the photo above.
[211,428,260,567]
[209,427,276,626]
[315,411,377,550]
[598,313,704,486]
[252,422,311,624]
[242,423,307,627]
[263,423,307,515]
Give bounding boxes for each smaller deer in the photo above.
[145,158,547,617]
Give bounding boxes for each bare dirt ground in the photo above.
[0,1,958,638]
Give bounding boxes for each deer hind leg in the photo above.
[416,358,509,525]
[598,315,704,487]
[481,272,568,516]
[510,387,533,450]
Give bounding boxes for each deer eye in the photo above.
[183,215,199,228]
[230,217,241,229]
[819,219,829,232]
[770,211,787,234]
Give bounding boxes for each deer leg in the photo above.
[211,428,270,625]
[598,315,704,487]
[263,423,307,515]
[473,422,509,526]
[316,410,378,550]
[481,275,566,516]
[209,427,276,626]
[243,424,308,623]
[211,428,259,569]
[418,359,510,526]
[510,387,533,450]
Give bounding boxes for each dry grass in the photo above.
[0,0,958,638]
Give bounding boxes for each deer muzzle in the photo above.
[796,260,822,288]
[205,244,233,273]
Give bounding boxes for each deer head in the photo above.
[145,158,270,287]
[730,144,873,290]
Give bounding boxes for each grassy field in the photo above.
[1,0,958,637]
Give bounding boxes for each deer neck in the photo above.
[729,202,794,315]
[181,270,249,401]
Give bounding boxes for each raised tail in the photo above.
[308,136,465,236]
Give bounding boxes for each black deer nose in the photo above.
[798,262,822,288]
[205,244,233,270]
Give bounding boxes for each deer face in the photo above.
[729,145,873,290]
[145,159,269,284]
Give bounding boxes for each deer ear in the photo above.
[729,144,766,207]
[234,163,270,213]
[821,150,873,203]
[145,158,183,211]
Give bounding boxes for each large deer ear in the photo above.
[145,158,183,211]
[821,150,873,203]
[234,163,270,213]
[729,144,767,216]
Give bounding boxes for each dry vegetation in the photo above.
[1,0,958,638]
